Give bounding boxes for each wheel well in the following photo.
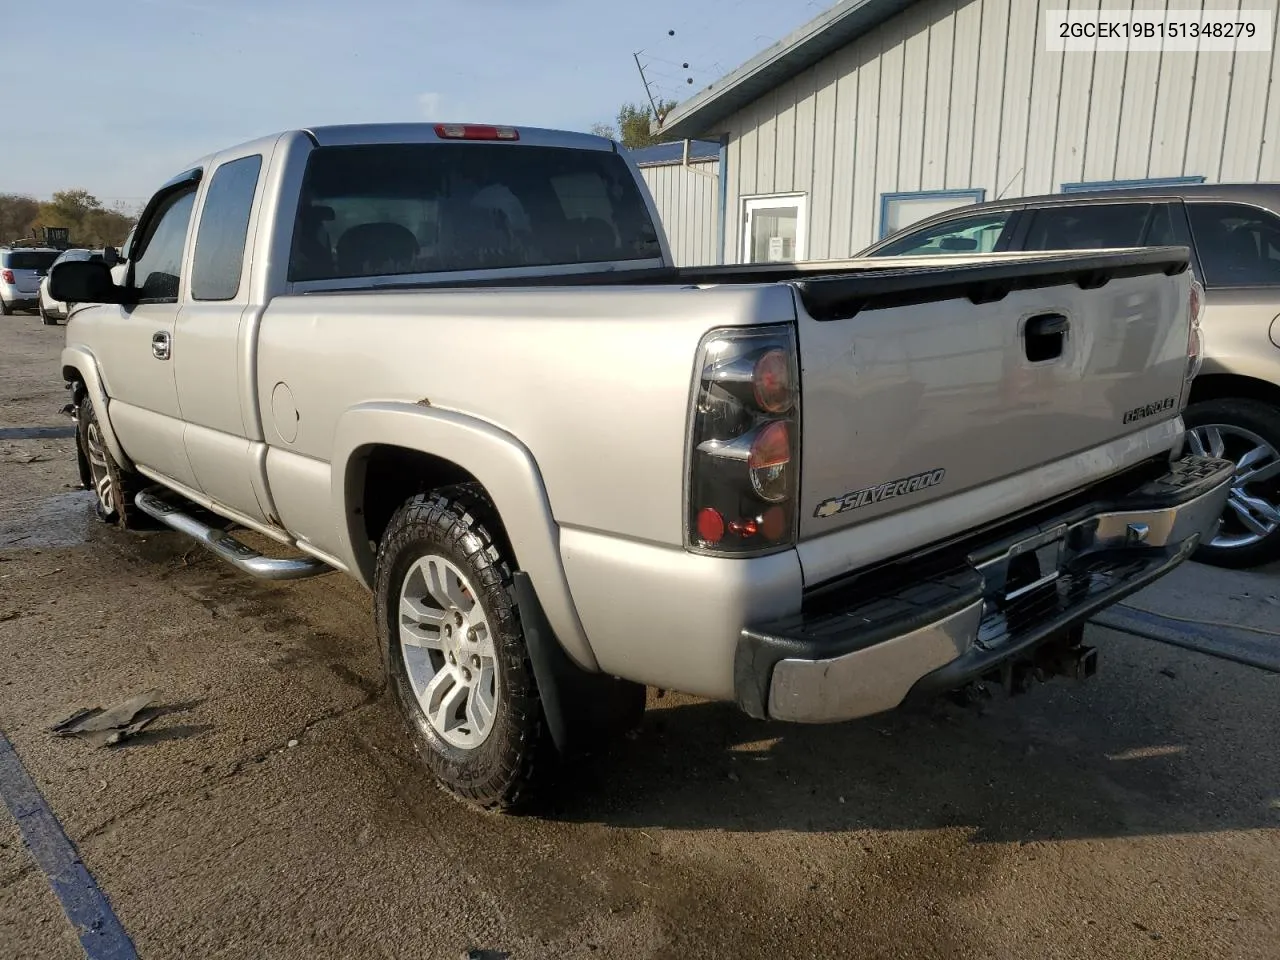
[356,445,480,548]
[1187,373,1280,411]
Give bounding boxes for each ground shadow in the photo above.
[114,722,216,748]
[543,648,1280,843]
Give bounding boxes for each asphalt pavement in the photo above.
[1,316,1278,960]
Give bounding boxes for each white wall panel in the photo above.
[897,3,932,191]
[1081,0,1131,183]
[1185,0,1240,181]
[851,38,885,251]
[829,41,864,253]
[695,0,1280,263]
[921,0,957,190]
[808,60,840,261]
[1114,0,1166,180]
[946,0,982,189]
[639,161,720,266]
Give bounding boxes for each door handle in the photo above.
[151,331,171,361]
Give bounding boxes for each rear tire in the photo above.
[1183,398,1280,568]
[0,299,11,316]
[76,396,141,527]
[375,484,553,810]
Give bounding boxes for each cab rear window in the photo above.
[289,143,662,282]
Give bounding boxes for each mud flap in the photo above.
[66,385,92,492]
[513,571,645,756]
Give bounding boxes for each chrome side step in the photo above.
[134,490,330,581]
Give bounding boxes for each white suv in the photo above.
[0,247,59,315]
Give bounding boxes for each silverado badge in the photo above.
[814,468,947,519]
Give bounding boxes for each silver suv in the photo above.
[0,247,60,315]
[863,184,1280,569]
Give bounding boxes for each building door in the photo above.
[743,195,807,263]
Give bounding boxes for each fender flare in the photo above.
[60,346,132,469]
[330,402,600,672]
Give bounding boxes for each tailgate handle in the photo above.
[1024,313,1068,361]
[1026,313,1069,337]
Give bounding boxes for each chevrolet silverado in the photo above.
[50,122,1232,809]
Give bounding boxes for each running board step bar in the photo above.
[134,490,330,581]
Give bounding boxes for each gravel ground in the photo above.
[1,316,1278,960]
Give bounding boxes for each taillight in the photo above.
[1185,274,1205,390]
[0,270,13,284]
[686,326,800,555]
[434,124,519,141]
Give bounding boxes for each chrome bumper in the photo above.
[736,456,1234,723]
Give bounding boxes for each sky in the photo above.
[1,0,829,209]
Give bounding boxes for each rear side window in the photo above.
[191,155,262,301]
[870,211,1011,257]
[289,143,662,282]
[1022,203,1152,251]
[2,251,58,270]
[1186,202,1280,287]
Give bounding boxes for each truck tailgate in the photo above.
[794,249,1193,546]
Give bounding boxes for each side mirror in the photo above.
[49,260,130,305]
[102,246,120,266]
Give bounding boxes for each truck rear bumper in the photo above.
[735,455,1234,723]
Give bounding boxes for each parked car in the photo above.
[38,248,109,325]
[862,184,1280,568]
[110,228,133,285]
[0,247,59,315]
[51,122,1228,809]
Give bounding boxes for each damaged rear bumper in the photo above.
[735,455,1234,723]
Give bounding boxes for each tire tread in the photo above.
[375,483,550,810]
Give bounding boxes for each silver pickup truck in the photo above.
[51,123,1232,809]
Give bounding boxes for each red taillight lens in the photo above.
[1185,275,1205,386]
[696,507,725,543]
[752,348,793,413]
[687,326,800,554]
[434,124,519,141]
[0,270,14,284]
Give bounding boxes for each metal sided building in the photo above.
[658,0,1280,264]
[629,140,722,265]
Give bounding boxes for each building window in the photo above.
[743,194,807,262]
[879,189,986,238]
[1060,176,1206,194]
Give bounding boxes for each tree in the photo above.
[594,99,680,149]
[0,194,40,243]
[32,189,134,248]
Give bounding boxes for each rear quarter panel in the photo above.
[254,284,797,554]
